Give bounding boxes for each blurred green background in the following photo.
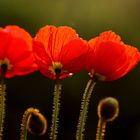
[0,0,140,139]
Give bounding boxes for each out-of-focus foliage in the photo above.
[0,0,140,44]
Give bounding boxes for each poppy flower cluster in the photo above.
[33,25,140,81]
[0,24,139,140]
[0,24,139,80]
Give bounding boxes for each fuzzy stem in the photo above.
[76,79,96,140]
[20,108,33,140]
[50,79,62,140]
[0,72,6,140]
[96,119,106,140]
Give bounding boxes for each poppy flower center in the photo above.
[49,62,63,78]
[92,73,106,82]
[55,68,61,77]
[1,64,7,75]
[90,69,106,81]
[0,58,12,76]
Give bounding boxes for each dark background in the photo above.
[0,0,140,139]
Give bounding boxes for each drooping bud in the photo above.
[97,97,119,122]
[20,107,47,140]
[96,97,119,140]
[27,109,47,135]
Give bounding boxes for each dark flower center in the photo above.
[1,64,8,76]
[92,73,106,82]
[55,68,61,77]
[92,74,99,82]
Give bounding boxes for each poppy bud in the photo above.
[96,97,119,140]
[27,109,47,135]
[97,97,119,122]
[20,108,47,140]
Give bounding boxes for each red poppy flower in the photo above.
[33,25,89,79]
[0,25,37,78]
[86,31,139,81]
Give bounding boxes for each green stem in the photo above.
[96,119,106,140]
[0,74,6,139]
[20,110,32,140]
[50,79,62,140]
[76,79,96,140]
[24,115,31,140]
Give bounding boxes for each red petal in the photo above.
[33,40,52,74]
[59,39,89,73]
[33,40,52,64]
[0,30,8,59]
[99,30,121,42]
[4,25,32,47]
[4,26,33,63]
[89,30,121,49]
[34,25,79,61]
[96,42,126,74]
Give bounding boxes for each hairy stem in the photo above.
[20,108,33,140]
[76,79,96,140]
[96,119,106,140]
[50,79,62,140]
[0,74,6,140]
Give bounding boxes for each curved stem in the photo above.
[20,109,32,140]
[76,79,96,140]
[50,79,62,140]
[0,74,6,139]
[96,119,106,140]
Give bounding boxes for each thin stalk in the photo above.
[20,109,32,140]
[50,79,62,140]
[95,119,106,140]
[0,66,7,140]
[76,79,96,140]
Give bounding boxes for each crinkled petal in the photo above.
[89,41,127,77]
[99,30,121,42]
[34,25,79,61]
[60,39,89,73]
[33,40,52,75]
[89,30,121,49]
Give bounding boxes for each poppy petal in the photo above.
[4,26,33,63]
[0,30,8,59]
[34,25,78,61]
[60,39,89,73]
